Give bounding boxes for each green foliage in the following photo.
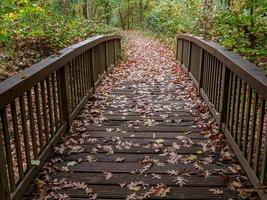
[0,0,266,79]
[145,0,202,36]
[0,0,118,80]
[0,0,116,47]
[138,0,266,71]
[212,0,267,69]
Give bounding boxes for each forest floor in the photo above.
[24,31,257,199]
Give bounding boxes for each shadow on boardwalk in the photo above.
[24,31,257,200]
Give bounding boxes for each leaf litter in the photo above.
[30,31,256,199]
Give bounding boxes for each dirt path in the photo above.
[24,31,256,200]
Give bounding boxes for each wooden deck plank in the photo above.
[25,186,241,199]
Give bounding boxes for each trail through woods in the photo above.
[25,31,256,199]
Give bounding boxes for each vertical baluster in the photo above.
[229,74,237,135]
[238,82,247,147]
[233,79,242,141]
[253,98,265,174]
[56,70,63,123]
[46,77,54,135]
[76,55,81,100]
[78,55,83,100]
[225,72,233,127]
[202,54,207,93]
[34,84,44,150]
[248,93,259,164]
[187,41,192,72]
[260,122,267,183]
[207,55,212,98]
[213,60,218,109]
[76,57,81,102]
[81,53,86,96]
[69,61,74,110]
[18,96,31,169]
[214,58,219,107]
[114,40,117,65]
[0,114,11,199]
[204,53,209,93]
[40,81,49,143]
[73,59,79,105]
[83,53,87,95]
[219,65,230,127]
[216,62,223,110]
[85,50,91,91]
[83,52,88,93]
[181,40,184,66]
[243,87,252,157]
[10,101,24,179]
[210,57,216,104]
[198,49,204,91]
[73,59,77,107]
[0,109,15,192]
[58,65,71,129]
[26,90,38,158]
[91,48,96,89]
[78,55,84,99]
[51,73,59,130]
[105,41,109,71]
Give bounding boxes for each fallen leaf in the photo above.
[103,171,113,180]
[31,160,40,166]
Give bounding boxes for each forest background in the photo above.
[0,0,266,81]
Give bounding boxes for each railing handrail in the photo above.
[177,34,267,99]
[0,34,122,200]
[0,34,121,110]
[176,34,267,200]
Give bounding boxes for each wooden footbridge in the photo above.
[0,32,267,200]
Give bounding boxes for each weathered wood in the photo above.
[26,90,38,158]
[10,101,24,179]
[0,35,121,200]
[0,109,15,192]
[0,35,121,111]
[177,34,266,199]
[26,185,241,199]
[19,96,31,169]
[0,118,10,199]
[58,64,71,129]
[53,172,249,187]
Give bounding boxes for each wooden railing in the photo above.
[0,35,121,200]
[176,34,267,199]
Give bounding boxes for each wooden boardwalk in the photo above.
[24,32,256,199]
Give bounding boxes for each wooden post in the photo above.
[219,64,230,130]
[58,64,71,130]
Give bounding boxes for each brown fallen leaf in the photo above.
[151,184,171,197]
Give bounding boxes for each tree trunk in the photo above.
[139,0,143,25]
[83,0,89,19]
[128,0,130,29]
[248,0,256,48]
[119,9,126,30]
